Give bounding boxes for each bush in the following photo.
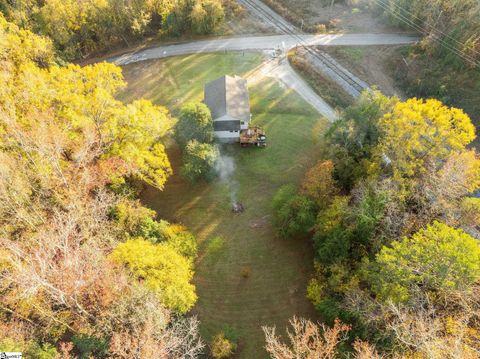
[181,140,219,182]
[210,332,235,358]
[241,266,251,278]
[175,103,215,147]
[272,185,316,238]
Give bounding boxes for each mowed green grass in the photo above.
[120,52,327,358]
[120,52,264,114]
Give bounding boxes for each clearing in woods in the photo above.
[120,52,326,358]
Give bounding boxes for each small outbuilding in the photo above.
[204,75,251,142]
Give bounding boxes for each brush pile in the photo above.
[232,202,245,214]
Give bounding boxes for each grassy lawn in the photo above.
[120,52,326,358]
[120,52,265,115]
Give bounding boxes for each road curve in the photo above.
[111,33,418,65]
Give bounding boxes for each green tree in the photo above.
[325,90,397,189]
[370,221,480,303]
[175,102,215,146]
[181,140,219,182]
[111,238,197,314]
[313,196,352,265]
[272,184,316,238]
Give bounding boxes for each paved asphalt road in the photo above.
[110,33,416,119]
[112,33,418,65]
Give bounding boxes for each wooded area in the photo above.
[0,16,203,357]
[272,90,480,357]
[1,0,479,357]
[0,0,226,59]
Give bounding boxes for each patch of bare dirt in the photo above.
[321,45,406,98]
[221,12,275,35]
[249,215,271,228]
[308,2,394,33]
[260,0,409,34]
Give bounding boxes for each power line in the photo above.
[371,0,480,67]
[375,0,480,57]
[372,0,479,65]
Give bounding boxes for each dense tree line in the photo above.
[372,0,480,67]
[0,0,225,60]
[370,0,480,132]
[0,15,203,357]
[272,90,480,357]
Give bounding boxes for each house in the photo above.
[204,75,251,142]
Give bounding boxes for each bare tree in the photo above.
[263,317,384,359]
[263,317,351,359]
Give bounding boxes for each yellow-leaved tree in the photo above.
[111,238,197,314]
[1,15,174,190]
[376,98,476,185]
[0,16,204,356]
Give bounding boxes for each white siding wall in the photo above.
[214,115,240,141]
[215,131,240,140]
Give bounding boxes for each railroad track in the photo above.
[239,0,368,95]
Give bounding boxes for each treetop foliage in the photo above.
[296,89,480,356]
[175,102,215,147]
[0,16,201,356]
[373,0,480,67]
[181,139,219,182]
[111,238,197,314]
[0,0,226,60]
[377,98,476,185]
[371,221,480,303]
[1,17,174,190]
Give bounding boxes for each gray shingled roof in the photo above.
[204,75,251,123]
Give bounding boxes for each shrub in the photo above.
[175,103,214,147]
[272,185,316,238]
[210,332,235,358]
[181,140,219,182]
[241,266,251,278]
